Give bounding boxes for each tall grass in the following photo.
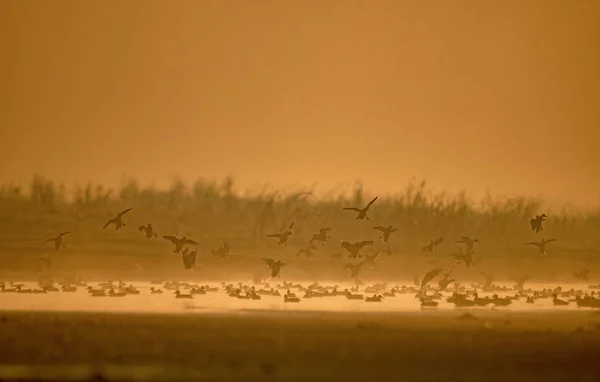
[0,176,598,253]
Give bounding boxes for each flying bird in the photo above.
[163,236,198,253]
[422,237,444,255]
[296,244,317,258]
[437,271,455,292]
[343,196,378,220]
[340,240,374,259]
[41,231,71,251]
[343,263,363,278]
[182,248,197,269]
[266,222,295,246]
[451,248,478,268]
[525,238,556,256]
[530,214,547,233]
[309,228,332,245]
[262,258,286,278]
[421,268,443,290]
[102,208,133,230]
[455,236,479,252]
[361,250,382,269]
[211,242,230,260]
[138,224,158,239]
[372,225,398,243]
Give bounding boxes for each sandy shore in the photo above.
[0,309,599,381]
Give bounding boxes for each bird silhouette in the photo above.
[309,228,332,245]
[343,262,363,278]
[182,248,197,269]
[163,236,198,253]
[525,238,556,256]
[422,237,444,255]
[421,268,443,290]
[296,244,317,258]
[362,250,382,269]
[262,258,286,278]
[530,214,547,233]
[340,240,374,259]
[266,222,295,246]
[343,196,378,220]
[102,208,133,230]
[138,224,158,239]
[211,242,230,260]
[372,225,398,242]
[451,248,478,268]
[437,270,455,291]
[455,236,479,252]
[41,231,71,251]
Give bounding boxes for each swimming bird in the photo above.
[41,231,71,251]
[422,237,444,255]
[163,236,198,253]
[365,294,383,302]
[552,293,569,306]
[372,225,398,243]
[296,244,317,258]
[420,298,439,307]
[262,258,286,278]
[309,228,332,245]
[150,287,163,294]
[211,242,230,260]
[102,208,133,230]
[530,214,547,233]
[138,224,158,239]
[343,196,378,220]
[266,222,295,246]
[182,248,197,269]
[455,236,479,252]
[525,238,556,256]
[341,240,374,259]
[284,294,301,303]
[174,290,193,299]
[343,263,363,278]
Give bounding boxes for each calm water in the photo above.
[0,281,596,314]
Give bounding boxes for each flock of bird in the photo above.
[20,199,598,308]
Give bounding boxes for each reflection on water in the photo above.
[1,281,597,314]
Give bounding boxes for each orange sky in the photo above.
[1,1,599,208]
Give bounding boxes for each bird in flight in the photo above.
[455,236,479,252]
[530,214,547,233]
[437,270,455,292]
[451,248,477,268]
[372,225,398,243]
[309,228,332,245]
[163,236,198,253]
[422,237,444,255]
[361,250,382,269]
[266,222,295,246]
[182,248,197,270]
[41,231,71,251]
[525,238,556,256]
[102,208,133,230]
[341,240,374,259]
[297,244,317,258]
[420,268,443,291]
[343,196,378,220]
[343,262,363,278]
[138,224,158,239]
[262,258,286,278]
[211,242,230,260]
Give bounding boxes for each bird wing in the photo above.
[530,219,536,231]
[163,236,178,244]
[60,231,72,236]
[544,239,557,243]
[320,228,332,232]
[372,226,385,232]
[102,220,112,230]
[366,250,381,261]
[342,207,361,212]
[365,196,378,208]
[41,238,53,247]
[433,237,444,246]
[525,242,541,247]
[119,208,133,216]
[138,226,146,232]
[262,258,276,268]
[183,239,198,245]
[421,268,442,289]
[358,240,374,248]
[288,221,295,231]
[340,241,352,251]
[390,227,398,233]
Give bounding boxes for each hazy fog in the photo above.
[1,0,598,208]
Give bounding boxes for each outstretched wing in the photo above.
[372,226,385,232]
[358,240,374,248]
[163,235,178,244]
[60,231,72,236]
[365,196,378,209]
[530,218,536,231]
[544,239,557,243]
[262,258,276,268]
[183,239,198,245]
[342,207,361,212]
[138,226,146,232]
[421,268,442,289]
[41,238,53,247]
[366,250,381,262]
[102,219,112,230]
[119,208,133,216]
[433,237,444,246]
[525,242,540,247]
[288,221,295,231]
